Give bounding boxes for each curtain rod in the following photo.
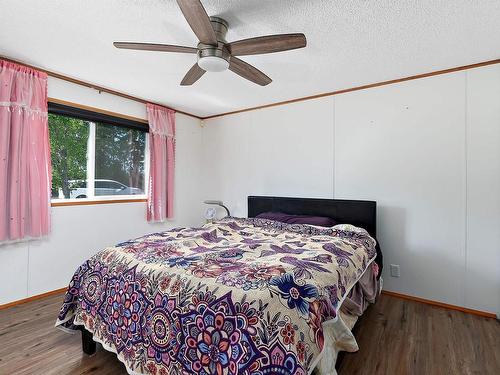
[0,55,202,120]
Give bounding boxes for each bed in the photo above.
[56,196,381,375]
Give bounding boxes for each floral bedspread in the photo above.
[56,217,377,375]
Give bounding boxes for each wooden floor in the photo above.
[0,293,498,375]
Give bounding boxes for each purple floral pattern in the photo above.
[56,217,376,374]
[177,293,261,375]
[97,267,150,353]
[146,292,180,366]
[269,273,319,316]
[257,339,306,375]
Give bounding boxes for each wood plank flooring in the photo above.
[0,293,498,374]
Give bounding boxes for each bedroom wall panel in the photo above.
[0,243,29,305]
[2,64,499,316]
[27,113,204,297]
[202,112,253,218]
[202,68,500,316]
[465,64,500,316]
[202,97,335,218]
[334,73,467,308]
[247,100,335,199]
[0,82,204,304]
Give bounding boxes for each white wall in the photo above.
[334,73,467,307]
[2,66,499,316]
[201,97,335,216]
[0,77,204,305]
[465,66,500,315]
[202,65,500,316]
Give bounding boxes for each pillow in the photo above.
[255,212,337,227]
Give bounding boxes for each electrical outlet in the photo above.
[390,264,400,277]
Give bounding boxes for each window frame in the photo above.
[48,100,149,207]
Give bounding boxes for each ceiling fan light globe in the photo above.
[198,56,229,72]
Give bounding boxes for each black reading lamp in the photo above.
[203,200,231,220]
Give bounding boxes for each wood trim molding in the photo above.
[381,290,497,319]
[4,54,499,122]
[48,97,148,125]
[201,57,500,120]
[0,287,67,311]
[0,55,202,120]
[51,198,147,207]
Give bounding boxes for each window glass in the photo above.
[48,114,90,199]
[94,123,146,197]
[48,111,147,201]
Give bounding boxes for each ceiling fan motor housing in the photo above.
[197,17,230,72]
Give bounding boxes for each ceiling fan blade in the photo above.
[228,33,306,56]
[176,0,217,45]
[180,63,206,86]
[229,57,272,86]
[113,42,197,53]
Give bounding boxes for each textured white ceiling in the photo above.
[1,0,499,117]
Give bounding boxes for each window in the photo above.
[94,123,146,197]
[48,103,148,203]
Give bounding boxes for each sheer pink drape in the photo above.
[0,60,51,242]
[146,103,175,222]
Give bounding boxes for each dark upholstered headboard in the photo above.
[247,196,377,237]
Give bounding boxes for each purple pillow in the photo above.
[256,212,337,227]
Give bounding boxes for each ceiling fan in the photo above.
[113,0,307,86]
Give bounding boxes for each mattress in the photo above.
[56,217,378,375]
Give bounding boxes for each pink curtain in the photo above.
[0,60,51,242]
[146,103,175,222]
